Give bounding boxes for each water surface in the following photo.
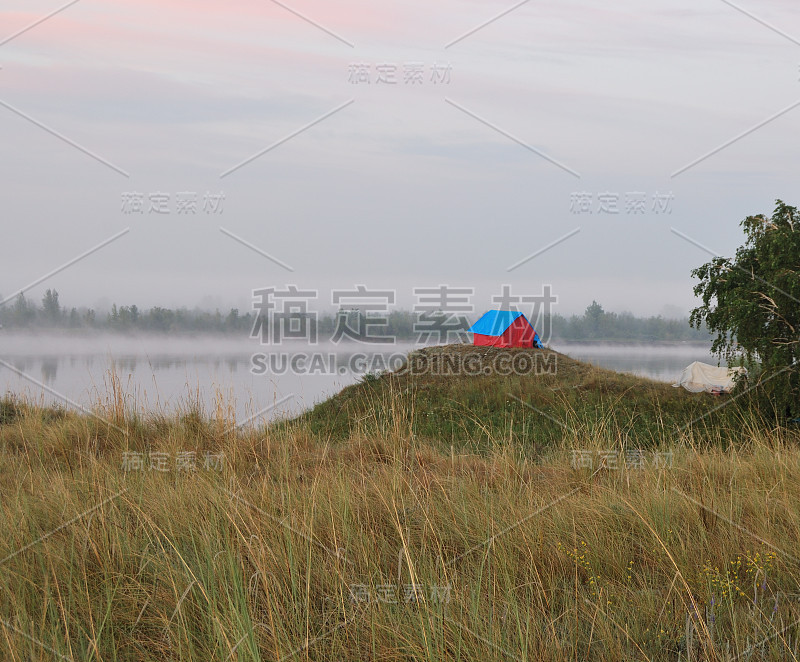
[0,334,717,424]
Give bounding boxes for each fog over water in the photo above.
[0,333,717,423]
[0,334,416,422]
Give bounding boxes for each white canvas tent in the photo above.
[672,361,746,394]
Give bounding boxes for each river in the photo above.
[0,334,717,424]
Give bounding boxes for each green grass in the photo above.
[293,346,752,454]
[1,345,799,661]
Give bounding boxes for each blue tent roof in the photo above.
[468,310,530,336]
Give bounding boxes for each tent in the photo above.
[468,310,543,348]
[672,361,746,394]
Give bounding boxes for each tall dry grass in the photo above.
[0,377,799,661]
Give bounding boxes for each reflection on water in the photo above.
[0,335,421,423]
[6,354,258,384]
[0,335,716,422]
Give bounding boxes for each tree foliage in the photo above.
[690,200,800,417]
[42,289,61,324]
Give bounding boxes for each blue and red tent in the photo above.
[468,310,542,348]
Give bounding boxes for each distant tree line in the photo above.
[0,290,255,334]
[0,291,710,342]
[544,300,710,342]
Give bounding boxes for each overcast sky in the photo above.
[1,0,799,317]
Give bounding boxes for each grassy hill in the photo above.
[293,344,746,453]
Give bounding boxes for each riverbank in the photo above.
[0,345,797,660]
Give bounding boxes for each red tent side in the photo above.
[472,316,537,348]
[508,316,537,347]
[474,333,509,347]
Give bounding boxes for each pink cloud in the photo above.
[1,0,401,56]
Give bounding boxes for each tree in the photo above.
[584,300,606,339]
[42,289,61,325]
[690,200,800,417]
[225,308,241,332]
[585,300,604,322]
[12,294,35,327]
